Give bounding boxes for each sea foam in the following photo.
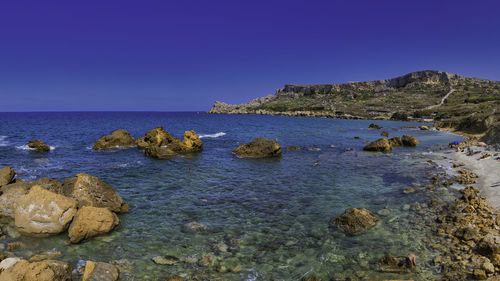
[16,144,55,151]
[199,132,226,139]
[0,136,8,147]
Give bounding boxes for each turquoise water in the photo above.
[0,112,463,280]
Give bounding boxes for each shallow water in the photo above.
[0,112,465,280]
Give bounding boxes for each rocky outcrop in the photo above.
[92,129,137,150]
[388,137,403,147]
[332,208,379,235]
[139,127,203,158]
[27,140,51,152]
[83,261,119,281]
[368,123,382,129]
[232,138,282,158]
[14,186,77,237]
[0,259,72,281]
[401,135,420,146]
[0,167,15,186]
[62,173,129,213]
[363,138,391,152]
[168,130,203,153]
[68,206,120,243]
[144,146,178,159]
[137,127,179,149]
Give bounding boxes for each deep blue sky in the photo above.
[1,0,499,111]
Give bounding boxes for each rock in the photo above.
[403,188,415,194]
[82,261,119,281]
[420,125,430,130]
[14,186,77,237]
[363,138,392,152]
[181,221,208,233]
[377,254,405,272]
[30,178,63,194]
[286,146,300,151]
[0,167,15,186]
[62,173,128,213]
[401,135,420,146]
[368,123,382,129]
[137,127,179,149]
[27,140,51,152]
[388,137,402,147]
[144,146,178,159]
[165,276,183,281]
[29,251,63,262]
[232,138,282,158]
[0,259,72,281]
[380,131,389,137]
[0,257,21,271]
[474,268,487,280]
[92,129,137,150]
[212,242,228,253]
[332,208,379,235]
[455,225,479,241]
[168,130,203,153]
[482,260,495,274]
[302,274,323,281]
[151,255,179,265]
[68,206,120,243]
[7,242,24,251]
[199,253,216,267]
[477,234,500,257]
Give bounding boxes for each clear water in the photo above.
[0,112,464,280]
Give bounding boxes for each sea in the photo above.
[0,112,465,280]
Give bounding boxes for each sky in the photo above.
[0,0,499,112]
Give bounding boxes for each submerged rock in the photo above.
[0,167,15,186]
[14,186,77,237]
[152,255,179,265]
[144,146,178,159]
[0,259,72,281]
[332,208,379,235]
[92,129,137,150]
[62,173,129,213]
[368,123,382,129]
[68,206,120,243]
[363,138,391,152]
[82,261,119,281]
[232,138,282,158]
[285,146,300,151]
[181,221,208,233]
[27,140,51,152]
[401,135,420,146]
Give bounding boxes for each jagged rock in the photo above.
[232,138,282,158]
[68,206,120,243]
[380,131,389,137]
[401,135,420,146]
[27,140,51,152]
[0,259,72,281]
[168,130,203,153]
[92,129,137,150]
[332,208,379,235]
[477,234,500,257]
[363,138,392,152]
[14,186,77,237]
[368,123,382,129]
[82,261,119,281]
[388,137,402,147]
[62,173,128,213]
[137,127,179,149]
[0,167,15,186]
[144,146,178,159]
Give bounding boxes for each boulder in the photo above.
[83,261,119,281]
[137,127,179,149]
[380,131,389,137]
[30,178,63,194]
[14,186,77,237]
[232,138,282,158]
[0,167,15,186]
[332,208,379,235]
[477,234,500,257]
[92,129,137,150]
[27,140,51,152]
[62,173,128,213]
[363,138,392,152]
[368,123,382,129]
[144,146,178,159]
[401,135,420,146]
[0,259,72,281]
[168,130,203,153]
[68,206,120,243]
[420,125,430,130]
[388,137,402,147]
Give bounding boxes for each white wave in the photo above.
[0,136,8,147]
[16,145,55,151]
[199,132,226,139]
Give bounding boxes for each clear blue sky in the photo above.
[1,0,499,111]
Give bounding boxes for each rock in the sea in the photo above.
[68,206,120,243]
[92,129,137,150]
[82,261,119,281]
[401,135,420,146]
[380,131,389,137]
[62,173,129,213]
[368,123,382,129]
[0,167,15,186]
[152,255,180,265]
[181,221,208,233]
[137,126,179,149]
[144,146,178,159]
[388,137,402,147]
[14,186,77,237]
[168,130,203,153]
[363,138,392,152]
[232,138,282,158]
[27,139,51,152]
[0,259,72,281]
[477,234,500,257]
[332,208,379,235]
[420,125,430,130]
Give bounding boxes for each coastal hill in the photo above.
[208,70,500,144]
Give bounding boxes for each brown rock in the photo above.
[165,131,203,153]
[473,268,487,280]
[388,137,402,147]
[144,146,178,159]
[380,131,389,137]
[92,129,137,150]
[368,123,382,129]
[232,138,282,158]
[68,206,120,243]
[477,234,500,257]
[0,259,72,281]
[27,140,51,152]
[332,208,379,235]
[0,167,15,186]
[137,127,179,149]
[363,138,392,152]
[62,173,128,213]
[401,135,420,146]
[83,261,119,281]
[0,182,31,218]
[14,186,77,237]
